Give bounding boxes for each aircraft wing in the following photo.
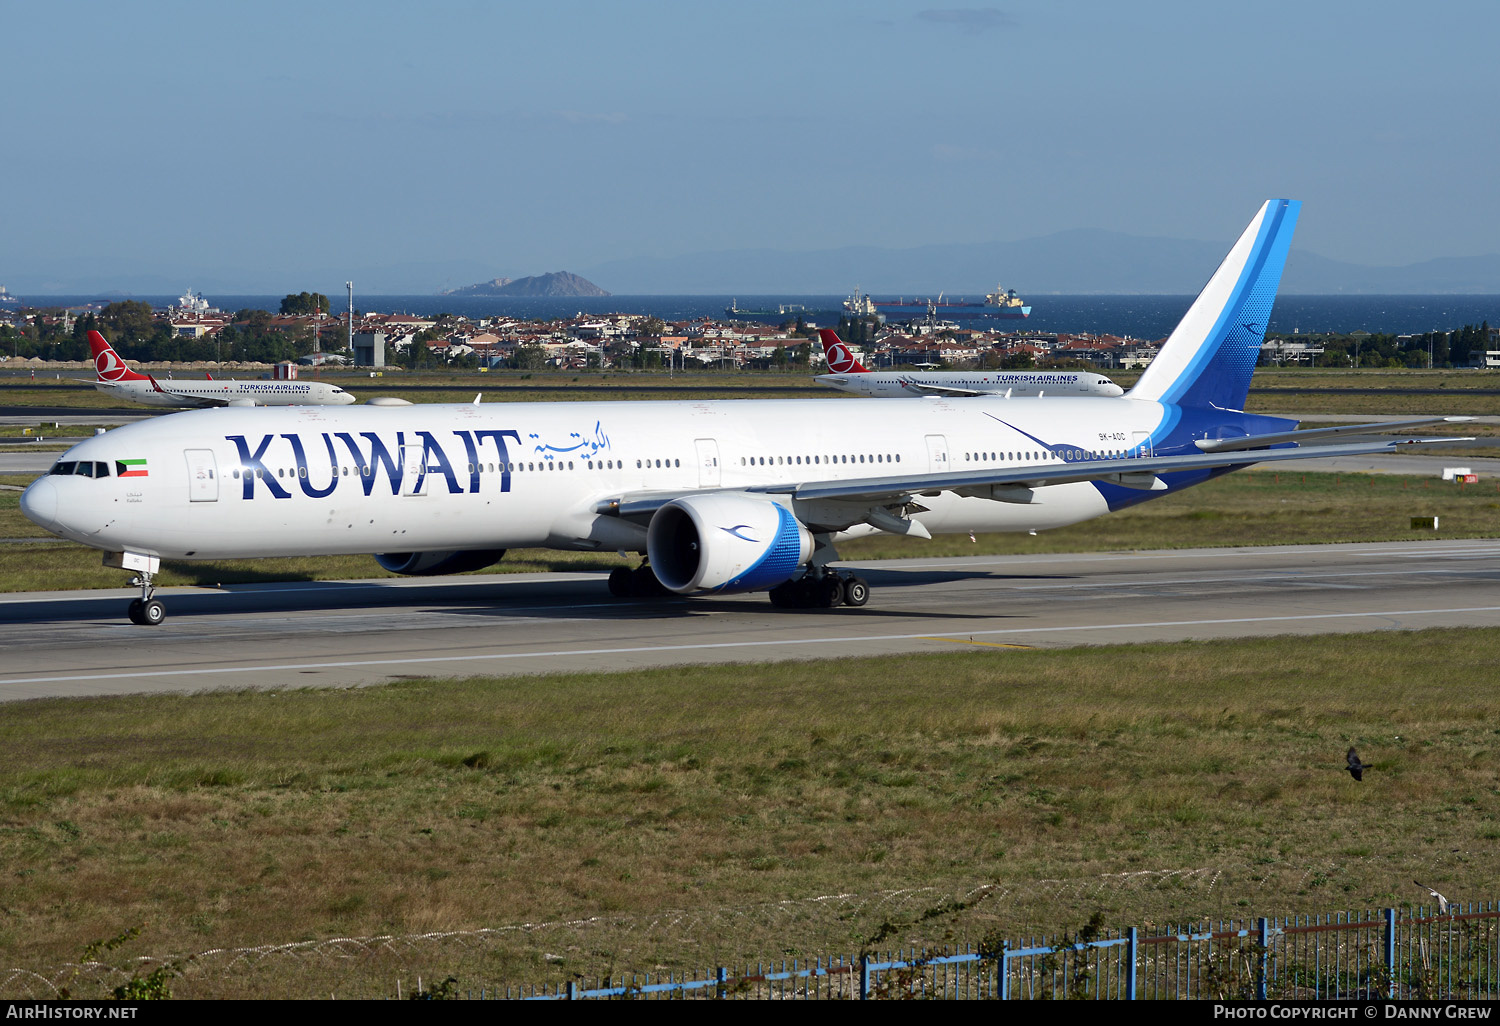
[145,375,234,408]
[596,433,1473,521]
[1194,416,1472,453]
[900,380,991,397]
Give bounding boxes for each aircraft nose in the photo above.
[20,476,59,532]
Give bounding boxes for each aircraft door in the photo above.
[184,449,218,502]
[400,444,428,496]
[1132,431,1154,459]
[694,438,720,488]
[924,434,950,473]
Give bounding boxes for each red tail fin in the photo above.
[88,330,150,383]
[816,329,869,373]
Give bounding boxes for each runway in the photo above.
[2,539,1498,702]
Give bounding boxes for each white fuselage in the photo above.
[815,371,1124,398]
[25,396,1171,560]
[93,377,356,408]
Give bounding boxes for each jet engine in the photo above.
[374,549,507,576]
[646,494,812,594]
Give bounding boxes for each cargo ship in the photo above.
[861,284,1031,320]
[0,285,19,307]
[723,299,840,323]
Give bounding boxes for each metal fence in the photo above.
[508,900,1500,999]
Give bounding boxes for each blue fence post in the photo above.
[716,966,727,1000]
[1385,908,1398,998]
[566,980,577,1001]
[1257,917,1269,1000]
[1127,927,1138,1000]
[999,946,1009,1001]
[860,955,871,1000]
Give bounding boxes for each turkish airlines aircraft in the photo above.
[23,202,1469,625]
[814,329,1125,398]
[87,331,356,408]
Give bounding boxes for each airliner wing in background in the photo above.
[897,381,994,398]
[144,376,269,408]
[145,376,225,408]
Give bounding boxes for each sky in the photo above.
[5,0,1498,293]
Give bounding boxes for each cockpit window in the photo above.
[48,461,111,478]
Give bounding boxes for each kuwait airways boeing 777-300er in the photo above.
[22,201,1472,625]
[814,329,1125,398]
[87,331,356,408]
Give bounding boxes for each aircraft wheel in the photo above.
[842,576,870,607]
[608,566,634,598]
[139,599,166,626]
[793,576,819,608]
[631,565,666,597]
[768,581,795,608]
[127,599,144,625]
[816,576,844,608]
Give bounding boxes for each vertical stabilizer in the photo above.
[1128,199,1299,411]
[88,330,151,383]
[817,329,870,373]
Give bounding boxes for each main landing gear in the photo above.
[126,571,165,626]
[607,563,670,599]
[768,570,869,610]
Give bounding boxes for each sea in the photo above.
[21,294,1500,340]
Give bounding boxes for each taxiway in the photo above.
[1,540,1497,702]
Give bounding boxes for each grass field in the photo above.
[1,629,1497,997]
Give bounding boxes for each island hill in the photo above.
[440,271,609,298]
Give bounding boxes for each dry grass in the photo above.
[2,629,1498,996]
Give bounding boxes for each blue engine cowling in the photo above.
[647,494,813,594]
[374,550,507,576]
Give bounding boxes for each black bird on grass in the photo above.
[1346,747,1370,781]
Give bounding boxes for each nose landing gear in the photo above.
[126,572,165,626]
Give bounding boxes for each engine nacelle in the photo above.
[647,493,813,594]
[374,549,507,576]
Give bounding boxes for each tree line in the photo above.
[1268,323,1494,368]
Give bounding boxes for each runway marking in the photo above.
[4,604,1500,687]
[995,566,1500,593]
[920,636,1032,650]
[855,543,1500,572]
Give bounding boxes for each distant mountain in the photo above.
[580,235,1500,296]
[441,271,609,297]
[442,277,512,294]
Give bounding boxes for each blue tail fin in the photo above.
[1128,199,1299,411]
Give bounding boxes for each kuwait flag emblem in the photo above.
[118,458,149,478]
